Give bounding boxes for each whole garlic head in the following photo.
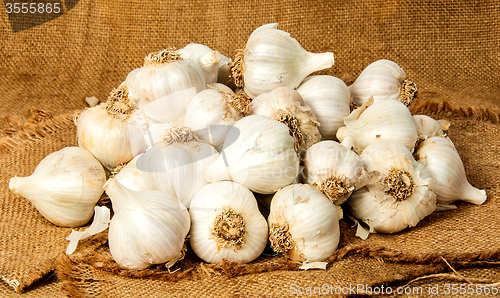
[105,178,190,270]
[349,59,417,106]
[9,147,106,227]
[76,85,148,170]
[249,86,321,153]
[304,141,363,205]
[189,181,268,264]
[268,184,340,262]
[296,75,352,140]
[349,140,437,234]
[415,136,486,205]
[231,23,334,98]
[204,115,300,194]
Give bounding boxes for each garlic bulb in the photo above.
[76,85,148,170]
[113,154,151,192]
[9,147,106,227]
[296,75,351,140]
[349,59,417,106]
[304,141,362,205]
[230,23,334,98]
[413,115,450,141]
[126,48,206,124]
[268,184,340,262]
[105,178,190,270]
[348,140,436,234]
[189,181,268,264]
[415,136,486,205]
[184,88,252,151]
[204,115,300,194]
[179,43,222,84]
[249,87,321,153]
[336,97,418,154]
[139,126,219,208]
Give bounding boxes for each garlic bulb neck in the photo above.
[105,85,133,119]
[229,91,252,116]
[159,126,201,145]
[229,49,245,88]
[316,175,351,204]
[401,79,418,106]
[269,223,293,254]
[384,168,415,201]
[143,47,181,66]
[211,207,246,251]
[276,109,303,152]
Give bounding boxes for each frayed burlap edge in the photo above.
[0,110,78,154]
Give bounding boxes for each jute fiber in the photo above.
[0,0,499,296]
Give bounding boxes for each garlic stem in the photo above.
[305,52,334,75]
[462,184,487,205]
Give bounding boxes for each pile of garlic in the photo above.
[8,23,487,271]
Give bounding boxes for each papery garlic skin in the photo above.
[184,88,250,151]
[415,136,486,205]
[249,86,321,152]
[77,86,148,170]
[297,75,351,140]
[9,147,106,227]
[349,59,417,106]
[349,140,436,234]
[105,178,190,270]
[138,126,219,208]
[336,98,418,154]
[304,141,362,205]
[189,181,268,264]
[204,115,300,194]
[179,43,222,84]
[126,48,206,124]
[268,184,340,262]
[235,23,334,98]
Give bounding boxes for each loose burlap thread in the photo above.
[1,0,499,297]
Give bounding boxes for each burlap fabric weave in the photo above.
[1,0,499,297]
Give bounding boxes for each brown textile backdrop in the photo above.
[1,0,499,297]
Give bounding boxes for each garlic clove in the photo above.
[336,97,418,154]
[9,147,106,227]
[249,86,321,153]
[268,184,340,262]
[112,154,152,192]
[415,136,487,205]
[105,178,190,270]
[189,181,268,264]
[231,23,334,98]
[204,115,300,194]
[179,43,222,84]
[349,59,417,106]
[296,75,351,140]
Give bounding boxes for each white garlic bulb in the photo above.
[336,97,418,154]
[126,48,206,124]
[184,88,252,151]
[413,115,450,141]
[415,136,486,205]
[179,43,222,84]
[189,181,268,264]
[349,59,417,106]
[349,140,436,234]
[9,147,106,227]
[231,23,334,98]
[204,115,300,194]
[105,178,190,270]
[296,75,352,140]
[268,184,340,262]
[249,87,321,153]
[138,126,219,208]
[304,141,363,205]
[76,85,148,170]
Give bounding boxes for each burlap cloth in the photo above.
[1,0,499,297]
